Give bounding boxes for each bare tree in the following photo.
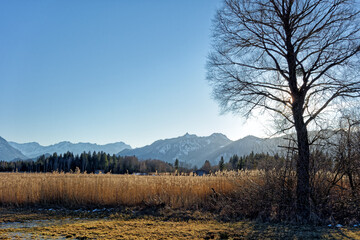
[207,0,360,221]
[334,112,360,194]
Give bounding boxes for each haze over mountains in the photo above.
[0,137,28,161]
[119,133,232,167]
[118,133,285,167]
[1,133,286,166]
[7,141,131,159]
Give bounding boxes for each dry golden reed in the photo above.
[0,172,237,208]
[0,170,358,223]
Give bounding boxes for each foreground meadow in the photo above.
[0,208,359,240]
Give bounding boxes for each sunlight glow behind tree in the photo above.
[207,0,360,221]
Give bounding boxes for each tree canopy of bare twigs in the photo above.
[207,0,360,221]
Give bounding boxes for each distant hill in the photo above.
[3,133,291,166]
[0,136,28,161]
[118,133,232,167]
[205,135,287,165]
[9,141,132,159]
[118,133,288,167]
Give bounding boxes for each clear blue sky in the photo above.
[0,0,269,148]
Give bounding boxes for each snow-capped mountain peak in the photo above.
[118,133,232,167]
[9,140,132,159]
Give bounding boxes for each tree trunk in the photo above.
[293,104,311,221]
[285,14,311,219]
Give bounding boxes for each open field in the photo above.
[0,171,359,224]
[0,172,236,209]
[0,208,359,240]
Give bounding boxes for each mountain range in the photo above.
[0,136,28,161]
[118,133,286,167]
[119,133,232,167]
[1,133,287,166]
[0,140,131,161]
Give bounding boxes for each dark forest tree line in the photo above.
[226,152,285,171]
[0,151,174,174]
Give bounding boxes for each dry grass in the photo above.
[0,172,236,209]
[0,212,359,240]
[0,170,358,224]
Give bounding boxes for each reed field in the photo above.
[0,170,359,224]
[0,171,359,239]
[0,172,238,209]
[1,171,359,239]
